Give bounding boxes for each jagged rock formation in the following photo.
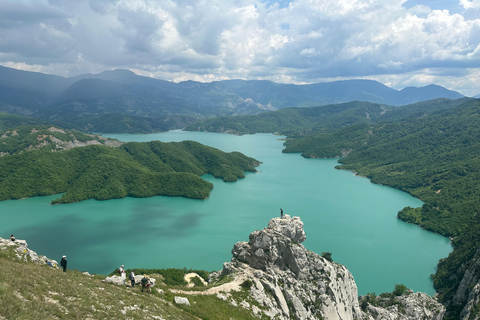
[213,215,445,320]
[360,290,445,320]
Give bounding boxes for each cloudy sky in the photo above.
[1,0,479,96]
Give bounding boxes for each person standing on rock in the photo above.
[280,208,283,218]
[60,255,67,272]
[129,270,136,287]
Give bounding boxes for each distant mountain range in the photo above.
[0,65,466,133]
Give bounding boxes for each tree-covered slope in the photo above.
[0,125,116,156]
[0,113,54,133]
[185,98,473,136]
[284,99,480,237]
[0,127,259,204]
[185,101,392,135]
[50,112,195,134]
[282,98,480,319]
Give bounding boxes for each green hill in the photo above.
[282,98,480,319]
[185,98,473,136]
[185,101,393,135]
[0,113,53,133]
[0,126,259,204]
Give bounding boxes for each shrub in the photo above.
[393,284,408,296]
[321,252,333,262]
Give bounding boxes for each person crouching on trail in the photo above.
[141,275,151,293]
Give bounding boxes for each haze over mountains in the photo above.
[0,65,465,133]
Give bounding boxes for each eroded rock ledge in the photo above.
[211,215,445,320]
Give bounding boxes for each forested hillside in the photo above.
[0,113,54,133]
[187,98,472,136]
[282,98,480,319]
[185,101,392,135]
[0,126,259,204]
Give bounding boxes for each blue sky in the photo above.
[0,0,479,96]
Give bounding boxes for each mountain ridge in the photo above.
[0,66,465,133]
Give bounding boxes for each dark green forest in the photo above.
[185,101,392,135]
[281,98,480,319]
[185,98,472,136]
[0,127,259,204]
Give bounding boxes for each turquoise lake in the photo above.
[0,130,451,295]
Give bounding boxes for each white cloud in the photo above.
[0,0,479,95]
[460,0,480,9]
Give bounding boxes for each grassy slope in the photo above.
[0,246,262,320]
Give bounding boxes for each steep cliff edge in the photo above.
[212,215,445,320]
[439,244,480,320]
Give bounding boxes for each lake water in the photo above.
[0,130,451,295]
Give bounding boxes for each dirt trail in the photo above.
[170,273,248,296]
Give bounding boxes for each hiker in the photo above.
[129,270,136,287]
[280,208,283,218]
[10,234,15,241]
[141,275,151,293]
[60,255,67,272]
[119,265,126,285]
[43,257,54,267]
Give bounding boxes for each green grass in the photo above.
[0,246,263,320]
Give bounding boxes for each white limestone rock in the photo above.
[361,290,445,320]
[222,215,364,320]
[218,215,445,320]
[174,296,191,306]
[106,275,156,287]
[104,275,125,286]
[0,237,58,268]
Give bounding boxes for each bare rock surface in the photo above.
[0,237,58,268]
[209,215,445,320]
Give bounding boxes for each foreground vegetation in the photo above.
[0,245,262,320]
[0,126,259,204]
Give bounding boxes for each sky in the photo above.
[0,0,479,96]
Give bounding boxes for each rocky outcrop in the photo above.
[212,215,445,320]
[105,275,156,287]
[216,215,363,319]
[360,290,445,320]
[0,237,59,268]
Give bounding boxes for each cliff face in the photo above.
[214,215,445,320]
[443,245,480,320]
